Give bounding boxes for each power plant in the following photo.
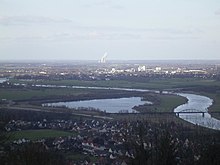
[99,52,107,63]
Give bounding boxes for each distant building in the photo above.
[111,68,116,73]
[138,65,146,72]
[155,67,162,72]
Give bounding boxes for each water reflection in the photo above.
[15,83,220,130]
[44,97,152,113]
[174,93,220,130]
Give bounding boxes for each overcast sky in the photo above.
[0,0,220,61]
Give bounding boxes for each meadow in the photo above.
[0,88,89,100]
[9,78,220,90]
[1,78,219,114]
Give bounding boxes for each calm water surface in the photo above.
[174,93,220,130]
[20,83,220,130]
[44,97,152,113]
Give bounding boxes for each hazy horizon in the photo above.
[1,0,220,60]
[1,59,220,65]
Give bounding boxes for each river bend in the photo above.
[13,83,220,130]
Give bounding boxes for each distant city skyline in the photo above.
[0,0,220,61]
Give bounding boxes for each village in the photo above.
[3,116,217,165]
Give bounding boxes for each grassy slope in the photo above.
[8,129,75,141]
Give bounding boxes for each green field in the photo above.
[199,92,220,119]
[155,94,187,112]
[9,78,220,90]
[135,94,187,112]
[8,129,75,141]
[0,88,89,100]
[3,78,220,115]
[201,93,220,112]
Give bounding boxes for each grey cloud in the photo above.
[0,31,141,43]
[0,25,200,43]
[215,9,220,15]
[148,36,200,40]
[47,26,201,41]
[111,5,124,9]
[0,20,201,42]
[0,16,72,25]
[48,32,141,41]
[75,25,203,36]
[82,0,124,9]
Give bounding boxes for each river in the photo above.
[43,97,152,113]
[174,93,220,130]
[14,83,220,130]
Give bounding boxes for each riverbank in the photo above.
[200,92,220,120]
[1,79,220,130]
[174,93,220,130]
[9,78,220,90]
[133,93,187,112]
[179,91,220,120]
